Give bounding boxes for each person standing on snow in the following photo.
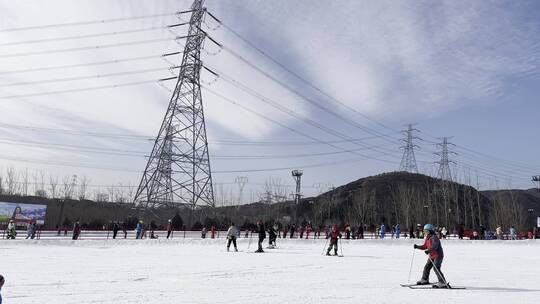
[394,223,401,239]
[326,225,342,256]
[226,223,239,252]
[72,221,81,240]
[380,223,386,239]
[268,224,277,248]
[413,224,447,288]
[496,225,503,240]
[112,222,119,239]
[255,221,266,253]
[166,219,173,239]
[135,220,143,239]
[6,220,16,239]
[509,226,517,240]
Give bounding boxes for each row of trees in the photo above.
[0,167,136,203]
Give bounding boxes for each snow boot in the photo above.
[416,279,429,285]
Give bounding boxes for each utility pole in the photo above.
[399,123,420,173]
[292,170,303,224]
[435,137,456,228]
[532,176,540,231]
[134,0,215,217]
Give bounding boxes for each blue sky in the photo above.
[0,0,539,204]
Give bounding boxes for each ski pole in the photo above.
[407,245,416,283]
[321,237,330,255]
[428,257,448,286]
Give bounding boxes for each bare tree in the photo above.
[61,175,78,199]
[6,167,19,195]
[49,175,59,199]
[78,176,90,200]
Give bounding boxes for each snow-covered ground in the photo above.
[1,238,538,303]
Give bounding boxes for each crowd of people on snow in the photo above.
[3,218,539,241]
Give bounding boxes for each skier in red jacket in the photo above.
[413,224,446,288]
[326,225,342,256]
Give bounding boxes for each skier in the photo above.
[6,220,16,239]
[122,222,127,239]
[72,221,81,240]
[345,224,351,239]
[380,223,386,239]
[326,225,342,256]
[413,224,447,288]
[509,226,517,240]
[268,224,277,248]
[255,221,266,253]
[441,227,448,239]
[226,223,238,252]
[409,224,415,239]
[357,224,364,239]
[201,227,207,238]
[211,225,216,239]
[135,220,143,239]
[289,224,295,238]
[166,219,173,239]
[112,222,119,239]
[26,221,37,239]
[395,223,401,239]
[496,225,503,240]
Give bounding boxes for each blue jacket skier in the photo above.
[395,224,401,239]
[136,221,143,239]
[380,223,386,239]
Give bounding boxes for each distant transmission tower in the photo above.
[292,170,303,204]
[399,123,420,173]
[235,176,248,205]
[134,0,215,209]
[435,137,456,182]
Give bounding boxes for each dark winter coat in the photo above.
[257,225,266,240]
[418,232,444,260]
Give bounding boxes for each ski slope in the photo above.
[0,238,538,303]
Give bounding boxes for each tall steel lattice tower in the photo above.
[134,0,215,209]
[399,123,420,173]
[435,137,456,182]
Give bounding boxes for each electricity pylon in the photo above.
[399,123,420,173]
[134,0,215,210]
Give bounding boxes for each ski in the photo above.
[400,283,435,287]
[406,282,466,290]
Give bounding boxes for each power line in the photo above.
[0,36,190,58]
[0,23,188,47]
[209,48,401,146]
[206,66,402,159]
[0,122,397,146]
[0,77,175,99]
[0,11,193,32]
[203,85,399,166]
[214,17,400,135]
[0,54,168,75]
[0,66,180,88]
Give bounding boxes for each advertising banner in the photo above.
[0,202,47,225]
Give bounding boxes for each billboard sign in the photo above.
[0,202,47,225]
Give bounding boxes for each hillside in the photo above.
[1,172,537,230]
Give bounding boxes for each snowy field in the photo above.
[1,238,539,303]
